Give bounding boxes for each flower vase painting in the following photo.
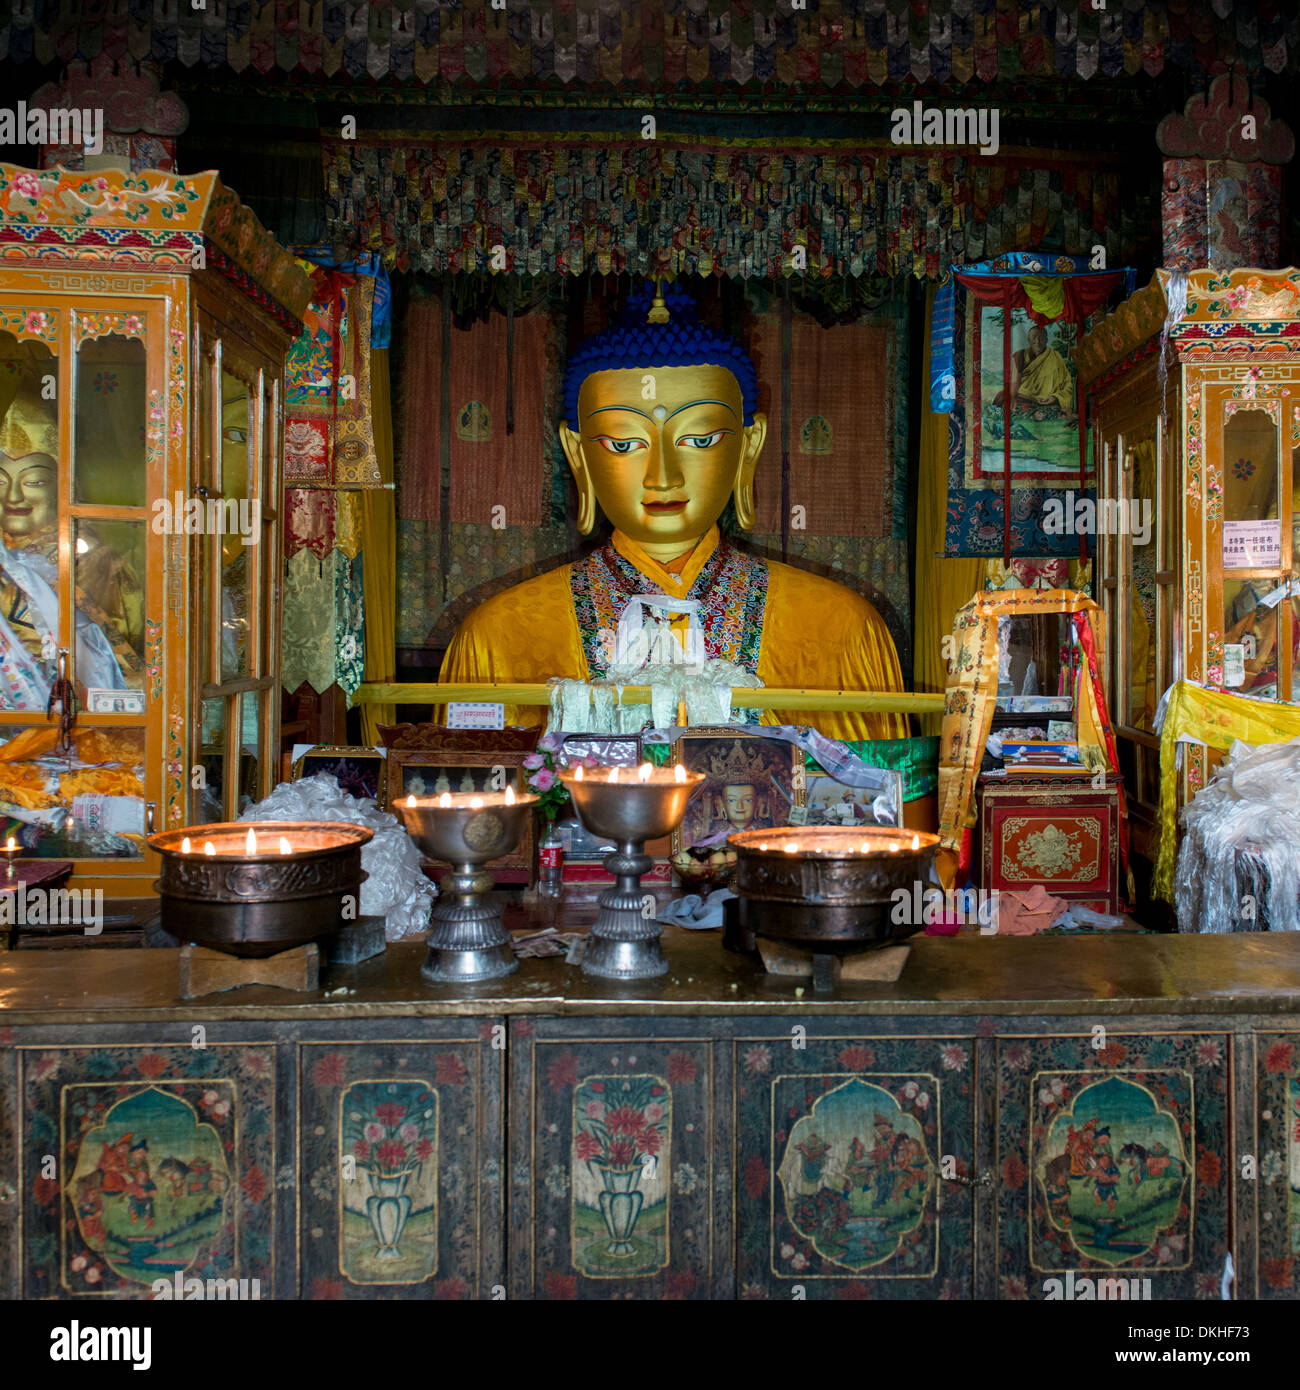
[571,1075,671,1278]
[339,1080,439,1285]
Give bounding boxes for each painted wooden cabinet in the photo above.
[1079,268,1300,859]
[0,164,309,894]
[3,933,1295,1301]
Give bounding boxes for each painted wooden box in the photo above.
[994,1029,1232,1299]
[979,781,1120,913]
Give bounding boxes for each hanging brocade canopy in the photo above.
[6,0,1298,85]
[322,133,1137,282]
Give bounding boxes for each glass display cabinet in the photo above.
[1079,267,1300,866]
[0,164,310,894]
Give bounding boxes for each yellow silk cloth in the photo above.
[440,526,908,742]
[1153,681,1300,903]
[936,588,1111,889]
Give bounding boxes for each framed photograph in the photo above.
[668,727,805,854]
[290,745,387,803]
[384,748,533,875]
[803,770,903,829]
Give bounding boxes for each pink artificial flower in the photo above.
[522,752,545,771]
[531,768,556,792]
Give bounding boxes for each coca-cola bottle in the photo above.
[538,820,564,898]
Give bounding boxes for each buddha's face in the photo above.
[560,364,766,549]
[0,455,56,537]
[723,782,757,829]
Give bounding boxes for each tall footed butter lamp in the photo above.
[438,280,909,744]
[561,762,703,979]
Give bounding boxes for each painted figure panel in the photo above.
[20,1045,274,1299]
[1255,1035,1300,1298]
[734,1036,974,1299]
[996,1033,1230,1300]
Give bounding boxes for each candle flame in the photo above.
[279,837,292,855]
[910,835,920,851]
[784,842,800,854]
[470,796,483,809]
[758,842,768,852]
[573,764,584,781]
[246,827,257,856]
[674,763,687,783]
[180,837,191,855]
[6,836,14,852]
[439,792,451,808]
[637,762,652,783]
[405,793,416,807]
[608,766,619,784]
[505,785,516,804]
[860,841,872,853]
[203,841,216,856]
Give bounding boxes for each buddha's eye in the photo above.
[678,431,728,449]
[595,437,647,455]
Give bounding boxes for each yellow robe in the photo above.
[1018,345,1076,414]
[440,527,908,742]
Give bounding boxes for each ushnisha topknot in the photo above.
[561,281,760,426]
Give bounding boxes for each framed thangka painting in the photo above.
[967,306,1085,483]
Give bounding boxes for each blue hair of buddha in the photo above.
[562,282,760,426]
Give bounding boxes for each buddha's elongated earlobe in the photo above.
[733,413,766,531]
[560,422,597,534]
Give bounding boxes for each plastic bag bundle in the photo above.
[239,772,435,940]
[1175,736,1300,933]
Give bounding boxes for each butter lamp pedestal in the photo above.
[584,842,667,980]
[394,795,538,984]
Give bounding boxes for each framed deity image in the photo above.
[667,727,805,855]
[383,748,533,874]
[289,745,387,804]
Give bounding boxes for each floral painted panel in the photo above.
[1255,1035,1300,1299]
[299,1038,502,1300]
[521,1036,713,1300]
[996,1032,1231,1300]
[571,1074,670,1279]
[734,1035,974,1300]
[20,1045,274,1299]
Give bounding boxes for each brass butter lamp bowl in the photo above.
[560,763,704,979]
[395,788,538,983]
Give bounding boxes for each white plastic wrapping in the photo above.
[239,772,435,939]
[1175,735,1300,933]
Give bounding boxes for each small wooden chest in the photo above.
[978,780,1121,914]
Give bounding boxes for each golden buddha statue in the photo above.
[0,394,143,709]
[440,284,907,741]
